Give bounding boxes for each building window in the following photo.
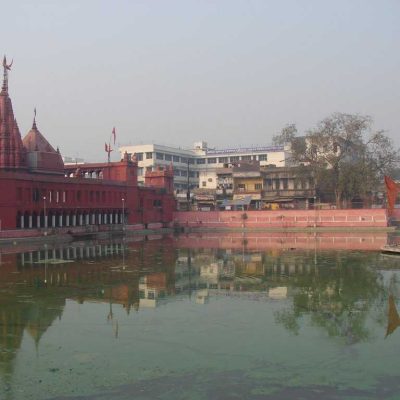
[282,179,288,189]
[218,157,228,163]
[238,183,246,191]
[138,167,144,176]
[230,156,239,162]
[173,155,180,162]
[202,181,206,187]
[156,152,164,160]
[146,152,153,159]
[188,158,195,164]
[135,152,143,161]
[33,188,40,202]
[189,171,195,178]
[258,154,267,161]
[208,178,213,182]
[197,158,206,164]
[165,154,172,161]
[255,183,262,190]
[207,158,217,164]
[181,170,187,177]
[146,166,152,173]
[241,155,251,161]
[174,169,180,176]
[181,157,188,164]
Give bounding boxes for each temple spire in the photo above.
[1,55,13,95]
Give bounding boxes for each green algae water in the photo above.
[1,233,400,400]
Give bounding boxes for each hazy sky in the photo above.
[2,0,399,161]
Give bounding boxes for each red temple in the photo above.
[0,57,175,233]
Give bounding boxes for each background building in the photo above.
[119,141,292,192]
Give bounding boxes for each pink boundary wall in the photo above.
[173,209,388,228]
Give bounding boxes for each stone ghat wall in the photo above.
[173,209,388,229]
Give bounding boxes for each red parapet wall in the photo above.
[173,209,388,229]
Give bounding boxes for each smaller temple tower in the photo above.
[144,164,174,194]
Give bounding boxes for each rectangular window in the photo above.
[156,152,164,160]
[181,170,187,177]
[146,166,152,173]
[138,167,144,176]
[174,169,180,176]
[197,158,206,164]
[282,179,288,189]
[181,157,188,164]
[218,157,228,163]
[173,155,180,162]
[202,181,206,187]
[238,183,246,190]
[230,156,239,162]
[188,158,195,164]
[207,158,217,164]
[255,183,262,190]
[135,152,143,161]
[258,154,268,161]
[165,154,172,161]
[241,155,251,161]
[146,152,153,159]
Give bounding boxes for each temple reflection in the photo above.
[386,295,400,338]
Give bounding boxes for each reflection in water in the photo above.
[0,232,399,399]
[386,295,400,338]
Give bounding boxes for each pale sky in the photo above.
[2,0,399,161]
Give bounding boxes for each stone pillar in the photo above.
[91,214,96,224]
[44,216,48,229]
[37,215,41,228]
[20,215,24,229]
[72,214,77,226]
[104,213,107,224]
[86,214,90,225]
[29,215,32,228]
[21,253,25,266]
[59,215,63,227]
[29,252,33,263]
[79,214,83,226]
[110,213,113,224]
[52,215,56,227]
[114,213,118,224]
[66,215,70,227]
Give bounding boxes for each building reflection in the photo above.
[0,232,399,391]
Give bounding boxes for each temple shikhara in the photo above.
[0,56,175,233]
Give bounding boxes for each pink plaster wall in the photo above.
[173,209,388,228]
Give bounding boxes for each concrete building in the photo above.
[119,141,292,191]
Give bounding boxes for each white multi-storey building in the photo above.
[119,141,291,191]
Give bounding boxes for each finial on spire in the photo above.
[32,107,37,129]
[1,55,13,94]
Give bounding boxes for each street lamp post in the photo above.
[43,196,47,232]
[186,158,190,211]
[122,198,125,231]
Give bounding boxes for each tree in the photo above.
[288,113,400,208]
[272,123,297,146]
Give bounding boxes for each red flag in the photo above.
[112,127,116,144]
[384,176,400,216]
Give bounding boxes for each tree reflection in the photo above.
[272,251,388,343]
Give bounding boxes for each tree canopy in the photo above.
[275,113,400,208]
